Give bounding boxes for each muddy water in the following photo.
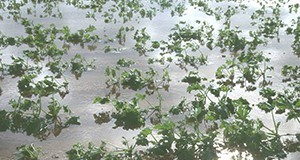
[0,1,300,160]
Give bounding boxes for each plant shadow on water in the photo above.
[0,0,300,160]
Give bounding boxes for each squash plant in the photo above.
[0,0,299,159]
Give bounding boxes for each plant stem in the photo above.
[296,117,300,124]
[271,111,278,135]
[150,133,158,143]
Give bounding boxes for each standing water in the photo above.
[0,1,300,159]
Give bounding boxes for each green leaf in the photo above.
[116,58,135,67]
[296,134,300,141]
[152,41,160,49]
[65,116,80,125]
[141,127,152,136]
[16,144,42,160]
[0,110,10,131]
[182,73,201,84]
[295,100,300,107]
[257,102,274,113]
[6,37,16,45]
[93,97,110,104]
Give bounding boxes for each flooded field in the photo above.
[0,1,300,159]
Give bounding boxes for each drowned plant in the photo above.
[0,0,299,159]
